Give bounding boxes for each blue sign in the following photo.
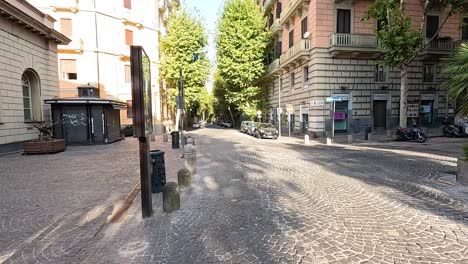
[326,97,344,102]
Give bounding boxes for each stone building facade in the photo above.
[0,0,69,152]
[261,0,466,136]
[27,0,177,134]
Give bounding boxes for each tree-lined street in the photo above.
[1,127,466,263]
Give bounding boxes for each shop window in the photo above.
[423,64,435,83]
[125,65,131,83]
[124,0,131,9]
[289,30,294,48]
[125,30,133,46]
[374,64,387,82]
[60,59,77,80]
[60,18,72,38]
[301,17,308,38]
[290,113,295,129]
[420,100,433,125]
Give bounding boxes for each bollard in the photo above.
[120,133,126,141]
[184,144,196,174]
[149,134,156,142]
[386,130,393,138]
[304,134,310,145]
[367,133,373,141]
[163,134,168,142]
[186,137,195,145]
[326,137,332,145]
[347,134,353,144]
[163,182,180,212]
[178,168,191,189]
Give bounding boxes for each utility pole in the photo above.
[178,68,185,157]
[278,75,281,137]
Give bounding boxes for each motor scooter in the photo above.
[396,119,427,143]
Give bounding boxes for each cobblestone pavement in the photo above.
[1,127,468,263]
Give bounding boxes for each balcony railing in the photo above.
[270,18,282,35]
[268,58,281,74]
[329,33,377,48]
[279,0,308,25]
[424,38,454,50]
[280,39,310,65]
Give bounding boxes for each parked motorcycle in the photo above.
[396,120,427,143]
[442,118,468,138]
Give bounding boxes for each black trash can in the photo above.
[150,150,166,193]
[171,131,180,149]
[364,126,372,140]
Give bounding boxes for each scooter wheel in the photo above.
[416,133,427,143]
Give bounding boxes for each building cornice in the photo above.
[0,0,71,44]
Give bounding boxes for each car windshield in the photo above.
[260,123,274,128]
[251,123,259,127]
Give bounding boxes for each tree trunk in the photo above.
[228,106,235,126]
[399,64,408,128]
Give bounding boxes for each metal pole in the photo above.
[278,75,281,137]
[332,101,335,142]
[179,69,185,157]
[288,113,291,137]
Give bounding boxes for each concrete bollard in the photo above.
[120,133,126,141]
[186,137,195,145]
[184,144,196,174]
[163,182,180,212]
[386,130,393,138]
[326,137,332,145]
[347,134,353,144]
[178,168,191,189]
[304,134,310,145]
[367,133,373,141]
[163,134,168,142]
[149,134,156,142]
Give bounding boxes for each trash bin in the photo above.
[150,150,166,193]
[364,126,372,140]
[171,131,180,149]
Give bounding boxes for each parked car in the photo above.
[255,123,278,139]
[240,121,251,133]
[192,122,200,128]
[247,122,259,136]
[224,121,232,128]
[120,124,133,137]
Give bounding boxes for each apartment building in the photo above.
[27,0,177,134]
[0,0,70,152]
[261,0,467,136]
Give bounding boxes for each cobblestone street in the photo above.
[1,127,467,263]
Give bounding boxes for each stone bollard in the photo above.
[120,133,126,141]
[163,134,168,142]
[457,157,468,186]
[178,168,191,189]
[304,134,310,145]
[367,133,373,141]
[386,130,393,138]
[347,134,353,144]
[163,182,180,212]
[186,136,195,145]
[149,134,156,142]
[326,137,332,145]
[184,144,196,174]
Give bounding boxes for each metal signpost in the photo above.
[131,46,153,218]
[257,110,262,123]
[286,104,293,137]
[326,96,343,142]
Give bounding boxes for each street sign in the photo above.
[310,100,324,107]
[326,96,344,102]
[286,104,293,113]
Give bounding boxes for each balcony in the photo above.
[270,18,283,35]
[328,33,379,58]
[279,0,309,26]
[267,58,281,75]
[420,38,455,58]
[280,39,310,67]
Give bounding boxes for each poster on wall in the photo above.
[407,103,419,117]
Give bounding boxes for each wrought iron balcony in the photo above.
[328,33,379,58]
[280,39,310,67]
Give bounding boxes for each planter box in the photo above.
[456,157,468,186]
[24,139,66,155]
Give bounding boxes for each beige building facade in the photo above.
[0,0,69,152]
[261,0,467,136]
[28,0,177,134]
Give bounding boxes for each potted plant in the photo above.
[456,144,468,186]
[23,120,66,154]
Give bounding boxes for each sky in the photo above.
[183,0,225,93]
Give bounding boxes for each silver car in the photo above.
[240,121,251,133]
[247,122,259,136]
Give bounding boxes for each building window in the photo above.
[125,30,133,46]
[462,17,468,40]
[124,0,131,9]
[22,74,32,121]
[336,9,351,34]
[126,100,132,118]
[60,59,77,80]
[303,66,309,84]
[276,2,282,18]
[269,13,274,27]
[290,113,295,129]
[125,65,131,83]
[426,15,439,38]
[289,30,294,48]
[290,72,295,90]
[374,64,387,82]
[60,18,72,38]
[301,17,308,38]
[423,64,435,83]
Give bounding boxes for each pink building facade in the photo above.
[261,0,467,136]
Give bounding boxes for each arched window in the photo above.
[22,74,32,121]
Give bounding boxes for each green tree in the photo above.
[363,0,463,127]
[216,0,270,124]
[442,43,468,116]
[160,9,211,124]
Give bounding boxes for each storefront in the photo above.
[372,93,389,129]
[333,94,350,133]
[300,105,309,134]
[420,94,436,125]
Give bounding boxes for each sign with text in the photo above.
[407,103,419,118]
[310,100,325,107]
[131,46,153,137]
[326,97,344,102]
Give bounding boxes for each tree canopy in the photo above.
[442,43,468,116]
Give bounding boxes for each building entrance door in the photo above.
[373,100,387,129]
[302,114,309,134]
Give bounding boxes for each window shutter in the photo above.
[60,18,72,38]
[125,30,133,45]
[60,59,77,73]
[124,0,131,9]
